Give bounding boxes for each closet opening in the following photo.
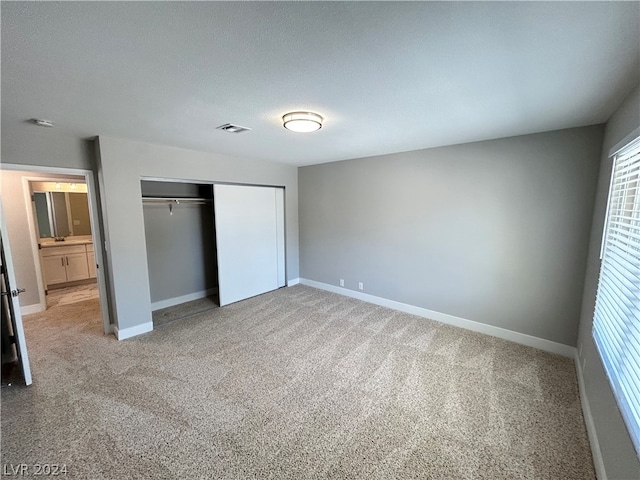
[142,179,286,328]
[141,180,219,327]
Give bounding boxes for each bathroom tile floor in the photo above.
[46,282,99,308]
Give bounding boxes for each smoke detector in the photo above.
[216,123,251,133]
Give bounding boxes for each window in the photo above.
[593,135,640,453]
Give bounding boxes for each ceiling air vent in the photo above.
[216,123,251,133]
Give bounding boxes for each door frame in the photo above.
[1,163,112,335]
[22,174,87,313]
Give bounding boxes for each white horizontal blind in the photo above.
[593,136,640,454]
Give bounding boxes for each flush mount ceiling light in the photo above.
[282,111,323,133]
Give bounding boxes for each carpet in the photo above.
[1,285,595,479]
[152,295,218,328]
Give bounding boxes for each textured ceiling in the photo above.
[2,2,639,166]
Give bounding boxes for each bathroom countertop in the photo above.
[40,237,93,248]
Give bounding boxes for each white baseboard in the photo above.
[114,321,153,341]
[299,278,576,358]
[20,303,46,315]
[287,278,300,286]
[151,288,217,311]
[575,352,607,480]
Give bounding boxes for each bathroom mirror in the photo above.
[33,191,91,238]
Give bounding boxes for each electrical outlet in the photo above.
[339,279,344,287]
[358,282,363,290]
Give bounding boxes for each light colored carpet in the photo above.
[2,285,594,479]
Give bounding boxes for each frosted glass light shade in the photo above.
[282,111,323,133]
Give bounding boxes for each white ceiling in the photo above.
[2,2,639,166]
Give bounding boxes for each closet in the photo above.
[141,180,285,323]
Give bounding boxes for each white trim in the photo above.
[114,321,153,340]
[287,278,300,286]
[299,278,576,358]
[608,127,640,158]
[20,303,46,315]
[151,288,218,311]
[575,351,607,480]
[275,188,286,288]
[599,156,616,260]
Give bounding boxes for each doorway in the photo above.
[141,179,219,327]
[0,165,110,337]
[30,178,99,310]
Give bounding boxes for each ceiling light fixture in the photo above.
[282,111,323,133]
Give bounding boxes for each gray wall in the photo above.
[577,84,640,480]
[142,181,217,304]
[299,125,604,346]
[1,121,94,171]
[96,136,299,331]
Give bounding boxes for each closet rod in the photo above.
[142,197,211,204]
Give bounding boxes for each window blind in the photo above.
[593,136,640,454]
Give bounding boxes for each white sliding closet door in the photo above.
[214,184,285,306]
